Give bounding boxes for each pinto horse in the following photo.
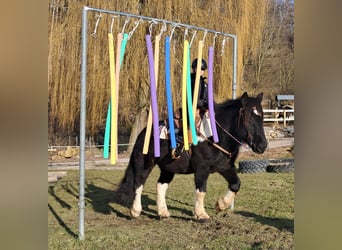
[115,92,267,221]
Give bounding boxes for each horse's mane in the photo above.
[214,97,242,110]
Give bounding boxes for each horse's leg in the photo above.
[216,167,240,212]
[156,170,175,218]
[130,156,155,218]
[131,185,144,217]
[194,171,210,221]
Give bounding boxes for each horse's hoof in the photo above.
[130,208,141,218]
[159,214,170,219]
[158,213,171,219]
[215,195,235,212]
[198,218,210,223]
[195,213,210,222]
[159,215,170,220]
[215,198,225,212]
[158,208,171,218]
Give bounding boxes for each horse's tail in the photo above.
[114,156,136,206]
[114,128,151,206]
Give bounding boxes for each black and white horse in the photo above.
[115,92,267,221]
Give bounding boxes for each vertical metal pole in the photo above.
[79,6,88,241]
[232,36,238,99]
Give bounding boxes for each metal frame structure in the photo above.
[79,5,238,240]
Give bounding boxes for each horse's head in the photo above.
[239,92,267,154]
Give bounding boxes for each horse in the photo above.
[115,92,267,222]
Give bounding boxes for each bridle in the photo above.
[238,107,254,145]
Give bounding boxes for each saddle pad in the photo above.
[159,124,169,139]
[199,112,213,138]
[159,112,213,141]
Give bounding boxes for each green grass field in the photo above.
[48,167,294,249]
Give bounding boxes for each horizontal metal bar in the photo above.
[83,6,236,39]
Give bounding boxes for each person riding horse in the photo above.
[172,58,209,159]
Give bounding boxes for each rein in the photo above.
[197,108,250,157]
[215,120,244,146]
[198,131,232,157]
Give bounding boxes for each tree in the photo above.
[48,0,270,150]
[242,0,294,99]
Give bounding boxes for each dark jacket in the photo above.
[191,73,208,109]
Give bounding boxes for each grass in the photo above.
[48,167,294,249]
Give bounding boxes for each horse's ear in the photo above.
[256,92,263,103]
[241,92,248,106]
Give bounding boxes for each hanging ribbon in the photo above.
[103,100,111,159]
[120,33,129,66]
[186,44,198,145]
[105,33,118,163]
[104,33,128,160]
[144,34,160,157]
[108,33,123,164]
[143,33,161,155]
[182,40,189,150]
[208,46,219,142]
[192,40,204,114]
[165,36,176,149]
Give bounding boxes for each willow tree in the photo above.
[48,0,268,150]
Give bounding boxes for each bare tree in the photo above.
[243,0,294,97]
